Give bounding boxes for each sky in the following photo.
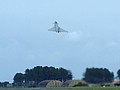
[0,0,120,82]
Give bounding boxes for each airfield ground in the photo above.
[0,87,120,90]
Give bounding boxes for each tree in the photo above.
[117,69,120,80]
[24,66,72,85]
[13,73,25,86]
[13,66,73,87]
[58,67,72,81]
[83,68,114,83]
[0,82,9,87]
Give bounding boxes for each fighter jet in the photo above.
[48,21,68,33]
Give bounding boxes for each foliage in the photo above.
[25,66,72,83]
[13,73,25,86]
[13,73,25,83]
[13,66,72,86]
[0,82,9,87]
[83,67,114,83]
[117,69,120,80]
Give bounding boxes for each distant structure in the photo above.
[63,80,88,87]
[48,21,68,33]
[38,80,88,87]
[38,80,62,87]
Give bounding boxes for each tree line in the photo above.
[13,66,72,86]
[83,68,120,83]
[83,68,114,83]
[12,66,120,87]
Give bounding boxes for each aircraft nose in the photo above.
[54,21,57,24]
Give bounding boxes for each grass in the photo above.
[0,87,120,90]
[48,87,120,90]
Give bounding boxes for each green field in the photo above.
[0,87,120,90]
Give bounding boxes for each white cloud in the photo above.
[65,31,83,42]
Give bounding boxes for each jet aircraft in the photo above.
[48,21,68,33]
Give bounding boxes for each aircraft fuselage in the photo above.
[48,21,68,33]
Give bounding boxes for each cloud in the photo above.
[65,31,83,42]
